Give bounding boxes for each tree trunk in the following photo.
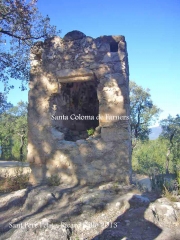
[19,135,25,161]
[129,145,133,184]
[166,148,171,174]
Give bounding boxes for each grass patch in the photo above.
[0,168,30,193]
[47,174,61,186]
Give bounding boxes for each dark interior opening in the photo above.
[50,80,99,141]
[110,42,118,52]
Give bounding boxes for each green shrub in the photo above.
[163,184,177,202]
[132,139,167,175]
[87,127,95,136]
[47,174,61,186]
[0,167,30,192]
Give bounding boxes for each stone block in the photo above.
[51,128,64,140]
[102,52,125,63]
[56,68,95,82]
[63,30,86,41]
[101,127,130,142]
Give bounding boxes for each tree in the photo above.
[0,101,28,160]
[160,114,180,174]
[0,109,15,159]
[9,101,27,161]
[0,94,14,157]
[0,0,59,92]
[132,138,167,175]
[0,92,13,113]
[130,81,161,150]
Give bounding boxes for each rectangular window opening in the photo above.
[110,42,118,52]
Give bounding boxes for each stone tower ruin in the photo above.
[28,30,131,185]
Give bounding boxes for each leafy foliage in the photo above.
[132,139,167,175]
[160,114,180,173]
[87,127,95,136]
[0,92,13,113]
[130,81,161,149]
[0,0,59,91]
[0,101,27,160]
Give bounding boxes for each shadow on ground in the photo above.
[92,194,162,240]
[0,183,180,240]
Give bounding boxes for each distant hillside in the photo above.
[149,126,162,140]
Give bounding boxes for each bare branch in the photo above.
[0,29,47,41]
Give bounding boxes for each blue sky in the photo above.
[5,0,180,123]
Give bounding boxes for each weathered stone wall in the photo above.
[28,30,131,185]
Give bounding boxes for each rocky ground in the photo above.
[0,182,180,240]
